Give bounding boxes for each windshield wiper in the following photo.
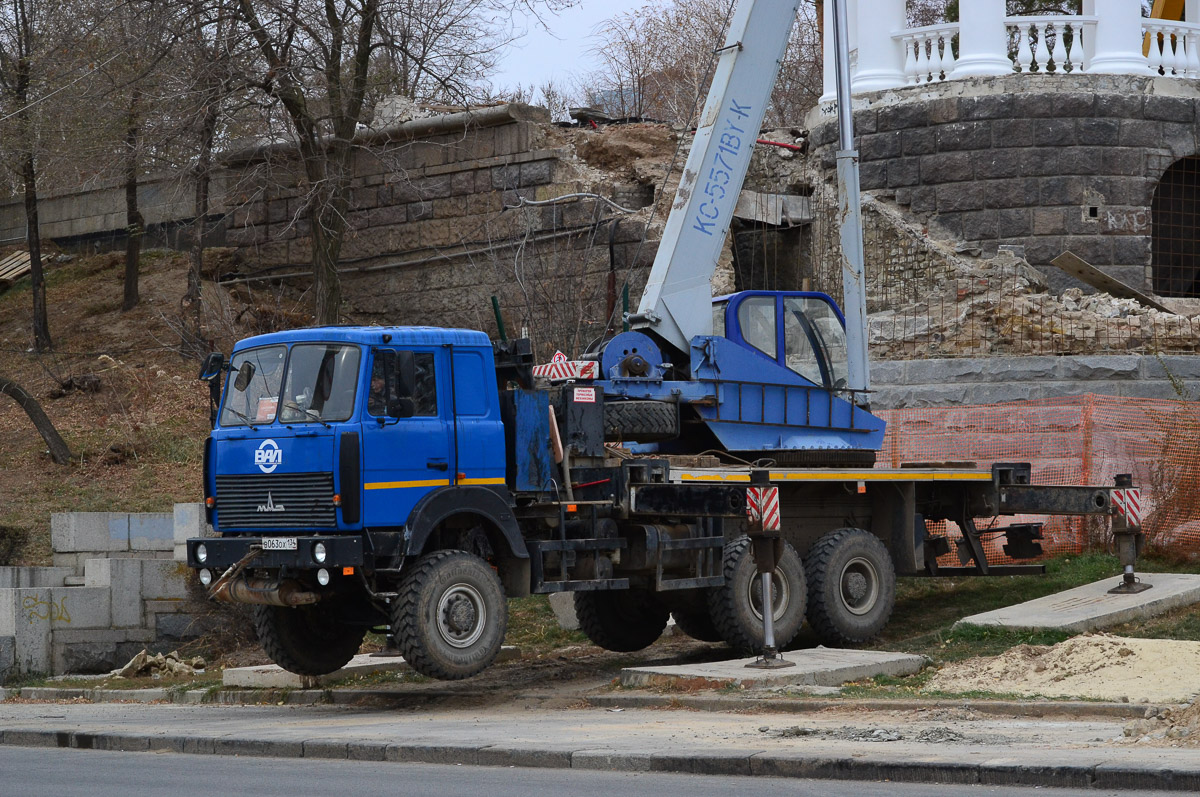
[283,402,332,429]
[223,407,258,430]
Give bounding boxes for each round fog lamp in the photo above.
[198,568,213,586]
[313,542,328,564]
[196,543,208,563]
[317,568,331,586]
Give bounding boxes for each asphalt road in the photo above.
[0,746,1156,797]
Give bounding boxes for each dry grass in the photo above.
[0,247,294,566]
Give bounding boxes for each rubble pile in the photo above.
[113,649,206,679]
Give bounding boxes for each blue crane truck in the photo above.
[186,0,1145,680]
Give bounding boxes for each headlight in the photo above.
[316,568,331,586]
[313,542,327,564]
[196,544,208,563]
[198,569,213,586]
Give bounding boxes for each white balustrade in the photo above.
[1144,20,1200,78]
[828,3,1191,99]
[1007,16,1096,74]
[898,24,959,85]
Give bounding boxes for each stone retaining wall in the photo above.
[871,354,1200,409]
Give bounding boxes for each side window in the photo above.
[737,296,777,359]
[366,351,438,417]
[367,357,388,416]
[413,353,437,416]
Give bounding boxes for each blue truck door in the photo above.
[359,348,453,527]
[451,348,506,488]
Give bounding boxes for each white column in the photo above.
[1087,0,1154,74]
[950,0,1013,77]
[851,0,907,92]
[820,0,837,103]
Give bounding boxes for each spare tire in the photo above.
[603,400,678,442]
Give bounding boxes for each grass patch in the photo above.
[505,595,587,652]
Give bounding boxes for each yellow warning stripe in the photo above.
[679,470,993,484]
[364,479,451,490]
[364,476,506,490]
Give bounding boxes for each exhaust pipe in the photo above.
[210,575,319,607]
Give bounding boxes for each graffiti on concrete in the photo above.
[22,594,71,625]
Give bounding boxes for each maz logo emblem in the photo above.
[254,439,282,473]
[257,492,286,513]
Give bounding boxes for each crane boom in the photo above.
[630,0,805,355]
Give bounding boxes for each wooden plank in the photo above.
[0,252,31,281]
[1049,251,1171,313]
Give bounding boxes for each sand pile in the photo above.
[926,634,1200,703]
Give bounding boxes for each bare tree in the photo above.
[0,375,73,463]
[0,0,52,349]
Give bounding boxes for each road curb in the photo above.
[2,727,1199,790]
[0,685,1165,719]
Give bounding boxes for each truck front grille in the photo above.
[215,472,337,530]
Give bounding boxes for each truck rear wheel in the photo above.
[574,589,669,651]
[603,400,679,442]
[251,601,366,676]
[394,550,507,680]
[805,528,896,646]
[708,536,806,653]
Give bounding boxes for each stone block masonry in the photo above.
[807,74,1200,294]
[1,507,202,678]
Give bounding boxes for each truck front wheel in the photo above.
[805,528,896,646]
[708,536,806,654]
[574,589,669,651]
[251,601,366,676]
[394,550,508,680]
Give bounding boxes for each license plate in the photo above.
[261,537,297,551]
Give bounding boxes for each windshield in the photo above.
[220,345,287,427]
[279,344,362,424]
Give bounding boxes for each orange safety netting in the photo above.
[875,395,1200,565]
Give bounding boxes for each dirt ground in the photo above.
[926,633,1200,704]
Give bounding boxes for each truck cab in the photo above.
[204,327,506,537]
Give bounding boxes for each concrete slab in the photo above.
[222,646,523,688]
[954,572,1200,633]
[619,648,926,689]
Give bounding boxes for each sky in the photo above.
[490,1,651,95]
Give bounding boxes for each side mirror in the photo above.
[233,361,256,392]
[199,352,225,381]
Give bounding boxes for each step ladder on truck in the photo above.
[185,0,1146,680]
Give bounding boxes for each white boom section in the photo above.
[631,0,805,354]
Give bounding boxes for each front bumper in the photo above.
[186,535,365,570]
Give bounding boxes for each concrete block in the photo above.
[141,559,189,600]
[1056,354,1141,381]
[128,513,174,552]
[0,635,14,680]
[51,513,130,554]
[0,589,52,673]
[619,649,925,689]
[956,573,1200,634]
[52,639,120,675]
[84,559,142,627]
[155,612,201,646]
[547,592,579,631]
[173,503,212,545]
[0,566,73,589]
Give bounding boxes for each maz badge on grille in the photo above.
[257,492,286,513]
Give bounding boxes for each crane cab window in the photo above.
[737,296,777,359]
[783,297,849,390]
